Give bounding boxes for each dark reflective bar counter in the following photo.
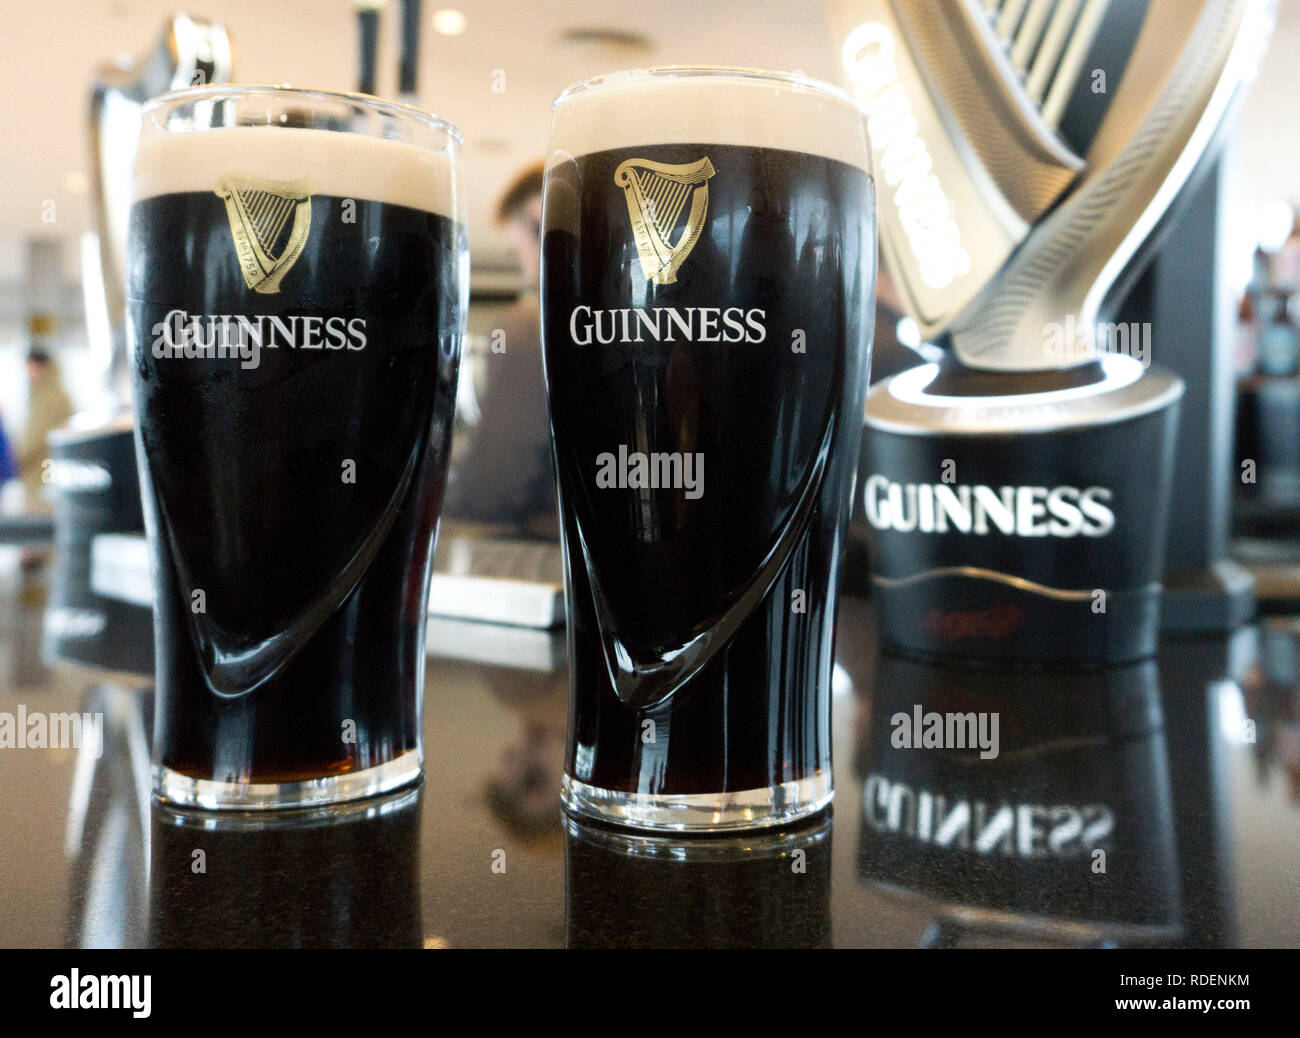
[1,552,1296,948]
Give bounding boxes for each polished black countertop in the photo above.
[1,548,1297,949]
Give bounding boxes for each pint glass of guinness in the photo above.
[128,86,466,808]
[542,68,875,830]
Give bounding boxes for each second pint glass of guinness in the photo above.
[542,68,875,830]
[128,86,466,808]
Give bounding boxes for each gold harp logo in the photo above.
[214,174,313,294]
[615,157,715,285]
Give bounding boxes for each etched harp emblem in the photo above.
[615,156,715,285]
[214,174,313,294]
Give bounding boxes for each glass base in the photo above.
[562,771,832,833]
[153,749,422,811]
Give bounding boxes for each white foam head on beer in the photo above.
[548,67,874,172]
[133,125,458,219]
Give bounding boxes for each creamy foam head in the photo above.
[549,68,873,171]
[134,125,458,219]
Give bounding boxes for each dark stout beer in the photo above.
[542,70,875,830]
[128,96,464,808]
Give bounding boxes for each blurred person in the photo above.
[0,406,17,488]
[19,346,73,515]
[443,162,556,535]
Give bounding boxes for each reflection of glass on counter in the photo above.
[148,787,423,948]
[565,814,832,948]
[855,654,1181,947]
[65,684,153,949]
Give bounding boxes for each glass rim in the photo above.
[141,82,463,144]
[552,65,861,112]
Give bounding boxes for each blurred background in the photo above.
[0,0,1298,601]
[0,0,1295,463]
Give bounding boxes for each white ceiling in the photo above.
[0,0,1295,276]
